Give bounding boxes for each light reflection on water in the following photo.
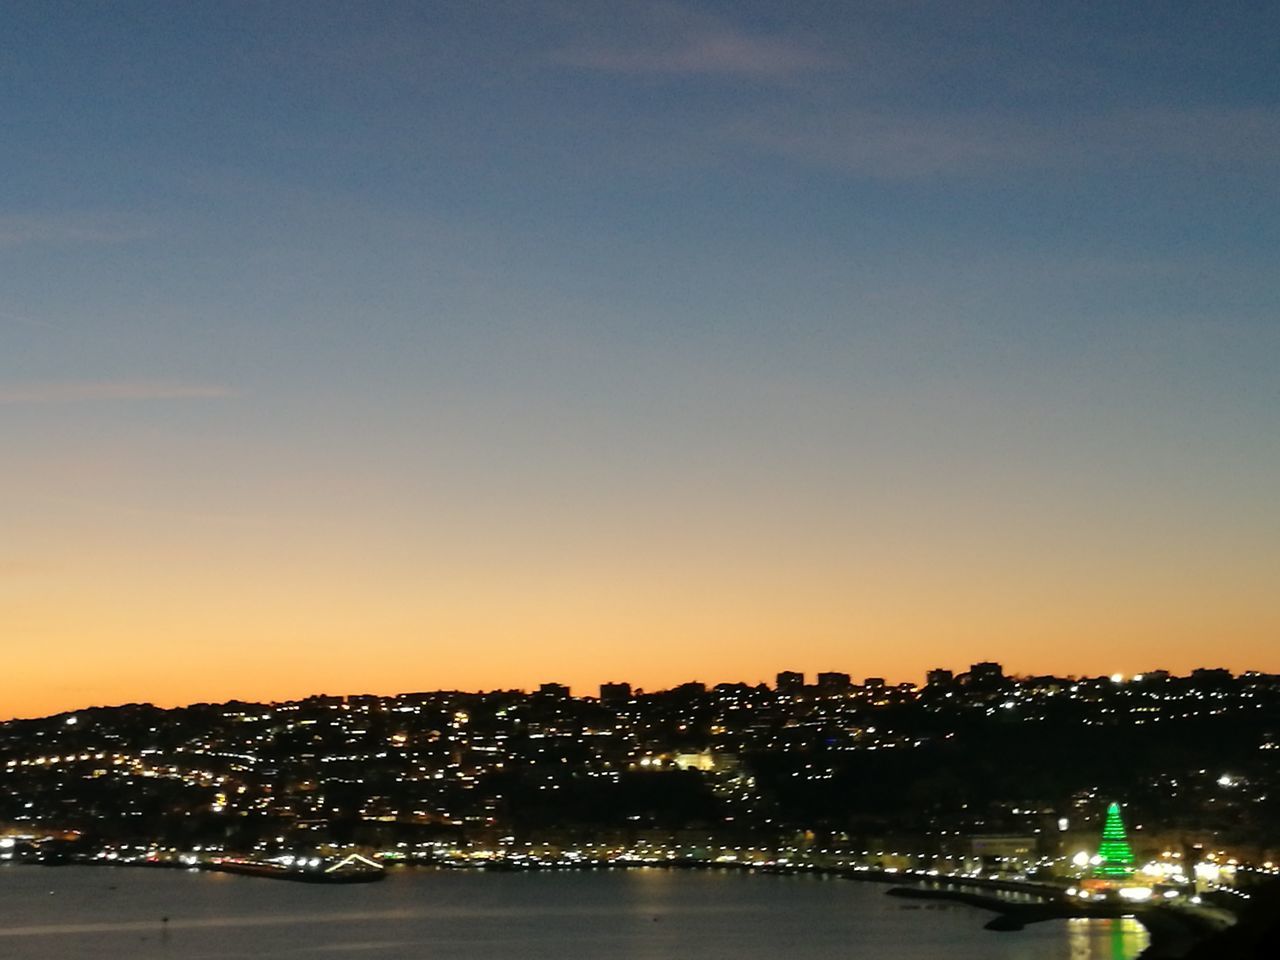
[0,865,1148,960]
[1068,916,1150,960]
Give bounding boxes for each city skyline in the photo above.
[5,655,1273,955]
[0,659,1264,723]
[4,2,1279,719]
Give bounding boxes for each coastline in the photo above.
[12,853,1268,958]
[881,883,1227,959]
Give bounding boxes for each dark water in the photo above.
[0,865,1147,959]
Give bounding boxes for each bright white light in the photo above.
[1072,851,1091,868]
[1195,863,1221,881]
[1217,774,1233,787]
[1110,673,1125,684]
[1058,817,1069,832]
[1118,887,1153,901]
[65,716,78,726]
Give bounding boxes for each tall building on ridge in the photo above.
[967,662,1006,688]
[776,670,805,694]
[816,672,852,694]
[599,682,631,703]
[926,668,954,687]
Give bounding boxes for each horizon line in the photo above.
[6,663,1260,723]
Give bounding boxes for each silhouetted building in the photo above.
[776,671,805,694]
[599,682,631,703]
[926,668,954,687]
[864,677,886,690]
[817,672,852,694]
[967,662,1005,688]
[538,682,570,698]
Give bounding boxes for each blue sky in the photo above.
[2,1,1278,711]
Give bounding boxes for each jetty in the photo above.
[205,853,385,884]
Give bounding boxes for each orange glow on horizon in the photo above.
[6,416,1277,721]
[6,571,1277,719]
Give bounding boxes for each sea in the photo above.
[0,864,1148,959]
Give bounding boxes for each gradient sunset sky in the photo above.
[3,2,1278,718]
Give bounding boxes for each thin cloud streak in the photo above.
[0,214,153,249]
[731,105,1280,179]
[556,32,838,76]
[549,2,837,81]
[0,381,236,404]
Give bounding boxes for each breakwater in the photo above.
[882,879,1245,959]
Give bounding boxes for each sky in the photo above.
[2,1,1278,718]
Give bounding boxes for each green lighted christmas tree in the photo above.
[1096,801,1135,878]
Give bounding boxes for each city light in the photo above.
[0,663,1271,933]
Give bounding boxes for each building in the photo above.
[775,671,805,694]
[926,668,954,688]
[967,662,1005,688]
[816,672,852,694]
[969,834,1038,866]
[538,682,570,698]
[599,682,631,703]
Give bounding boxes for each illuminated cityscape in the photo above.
[4,664,1277,880]
[7,662,1280,952]
[5,0,1278,956]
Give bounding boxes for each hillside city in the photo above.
[2,663,1277,888]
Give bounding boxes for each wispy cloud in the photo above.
[0,214,153,249]
[556,31,837,77]
[730,105,1280,179]
[550,2,836,79]
[0,381,236,404]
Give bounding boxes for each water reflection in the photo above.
[0,866,1149,960]
[1067,916,1149,960]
